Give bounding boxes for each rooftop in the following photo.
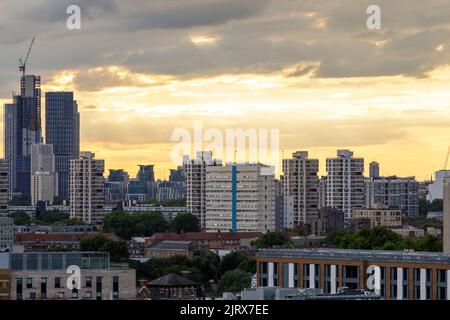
[148,240,193,251]
[147,273,198,287]
[257,248,450,264]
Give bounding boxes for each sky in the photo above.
[0,0,450,180]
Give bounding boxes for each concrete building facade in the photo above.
[69,152,105,224]
[30,144,57,205]
[205,163,276,232]
[0,160,9,215]
[325,150,365,223]
[282,151,319,226]
[352,206,402,228]
[0,217,13,251]
[183,151,221,229]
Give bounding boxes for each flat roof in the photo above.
[257,248,450,264]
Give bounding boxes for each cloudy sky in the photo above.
[1,0,450,179]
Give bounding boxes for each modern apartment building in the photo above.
[352,206,402,228]
[325,150,365,222]
[256,248,450,300]
[45,92,80,200]
[369,161,380,178]
[275,195,294,231]
[183,151,222,229]
[4,75,42,198]
[282,151,320,226]
[205,163,276,232]
[30,144,57,205]
[69,152,105,224]
[1,251,135,300]
[366,176,419,217]
[0,160,9,215]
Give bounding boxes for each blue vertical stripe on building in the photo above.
[231,164,237,232]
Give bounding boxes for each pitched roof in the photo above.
[147,273,199,287]
[146,231,261,246]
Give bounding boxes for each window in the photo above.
[29,292,36,300]
[55,277,61,288]
[85,277,92,288]
[71,289,78,299]
[113,276,119,300]
[85,292,92,300]
[26,278,33,289]
[57,292,65,299]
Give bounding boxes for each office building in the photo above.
[282,151,320,226]
[4,75,42,198]
[45,92,80,200]
[30,144,57,205]
[69,152,105,224]
[0,160,9,215]
[155,181,186,203]
[257,248,450,300]
[2,251,135,300]
[183,151,222,229]
[0,217,13,251]
[325,150,365,222]
[205,163,276,232]
[105,169,129,204]
[125,165,156,202]
[367,176,419,217]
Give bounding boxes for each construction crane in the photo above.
[444,145,450,170]
[19,36,35,77]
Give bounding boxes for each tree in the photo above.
[218,251,249,276]
[251,231,293,248]
[8,211,31,225]
[217,269,252,294]
[429,199,443,212]
[103,211,168,240]
[413,235,443,252]
[169,213,200,233]
[37,210,69,224]
[163,198,187,207]
[80,235,129,263]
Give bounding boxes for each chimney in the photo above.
[181,270,192,280]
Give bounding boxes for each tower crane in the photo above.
[444,145,450,170]
[19,37,35,77]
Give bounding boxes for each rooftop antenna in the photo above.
[444,145,450,170]
[19,36,35,78]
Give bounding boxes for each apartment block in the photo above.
[0,160,9,215]
[31,144,57,205]
[0,217,13,251]
[352,206,402,228]
[282,151,319,226]
[325,150,365,223]
[205,163,275,232]
[183,151,221,229]
[69,152,105,224]
[257,248,450,300]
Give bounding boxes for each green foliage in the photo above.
[169,213,200,233]
[419,199,443,215]
[8,211,31,225]
[218,251,249,276]
[131,250,255,294]
[103,211,168,240]
[325,227,442,252]
[217,269,252,294]
[80,235,129,263]
[37,210,69,224]
[163,198,187,207]
[251,231,293,248]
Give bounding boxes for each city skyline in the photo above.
[1,1,450,180]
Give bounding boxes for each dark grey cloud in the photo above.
[0,0,449,97]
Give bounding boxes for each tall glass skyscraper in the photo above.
[45,92,80,200]
[4,75,42,198]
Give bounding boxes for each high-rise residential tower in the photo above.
[45,92,80,200]
[4,75,42,198]
[205,163,276,232]
[0,160,9,215]
[30,144,57,205]
[369,161,380,178]
[326,150,365,222]
[183,151,222,229]
[282,151,320,226]
[69,152,105,224]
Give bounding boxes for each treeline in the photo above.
[103,211,200,240]
[325,227,442,252]
[9,210,85,226]
[130,251,256,295]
